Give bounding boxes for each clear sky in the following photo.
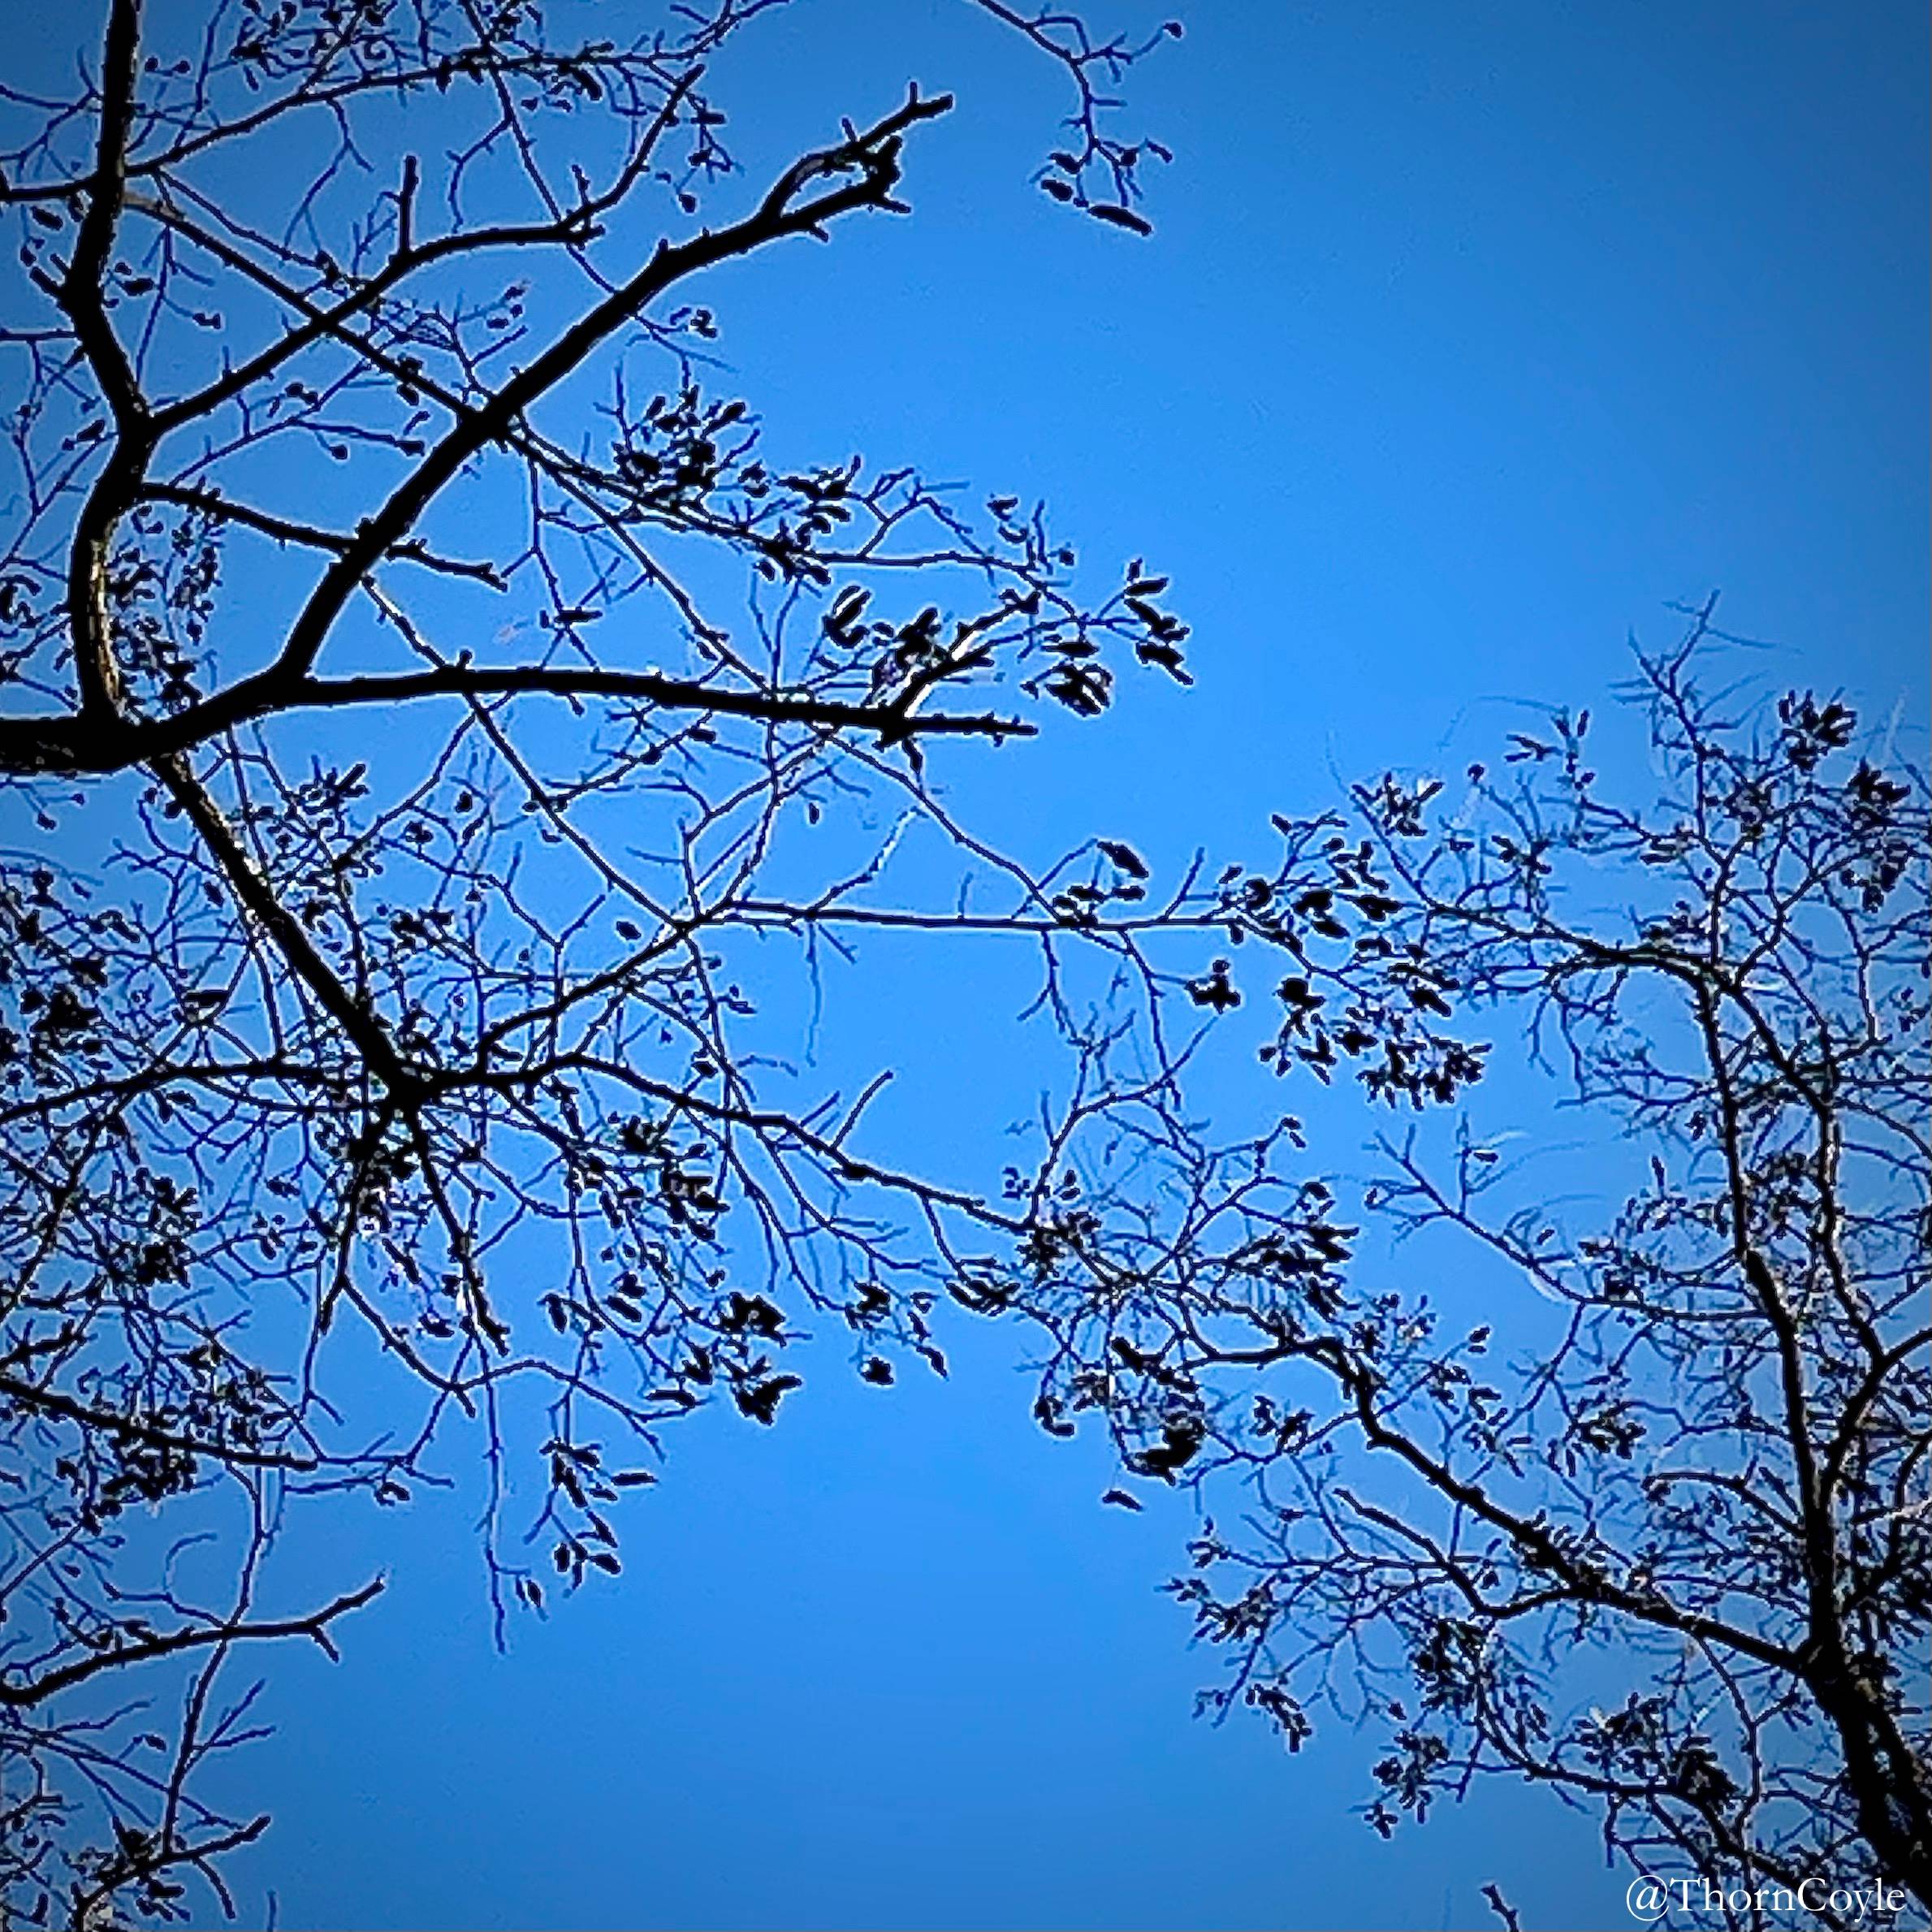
[17,2,1929,1927]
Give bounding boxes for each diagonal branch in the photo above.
[262,86,952,692]
[149,751,417,1095]
[0,1577,384,1708]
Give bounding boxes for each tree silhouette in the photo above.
[1005,610,1926,1929]
[0,1,1203,1917]
[2,2,1925,1926]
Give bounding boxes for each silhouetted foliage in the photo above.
[998,610,1929,1928]
[2,0,1925,1924]
[0,0,1195,1918]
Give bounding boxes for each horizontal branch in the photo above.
[0,1371,321,1472]
[0,1054,343,1126]
[144,481,507,586]
[0,662,1031,775]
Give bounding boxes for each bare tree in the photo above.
[0,1,1211,1918]
[1001,610,1927,1928]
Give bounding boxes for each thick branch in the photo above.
[150,753,417,1093]
[2,90,966,781]
[0,662,1029,776]
[55,0,154,724]
[264,87,951,689]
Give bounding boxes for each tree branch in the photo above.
[0,1578,384,1708]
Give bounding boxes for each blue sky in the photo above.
[11,2,1927,1926]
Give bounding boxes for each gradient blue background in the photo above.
[15,2,1929,1926]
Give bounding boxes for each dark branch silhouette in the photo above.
[989,611,1927,1929]
[3,1,1921,1926]
[0,0,1191,1918]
